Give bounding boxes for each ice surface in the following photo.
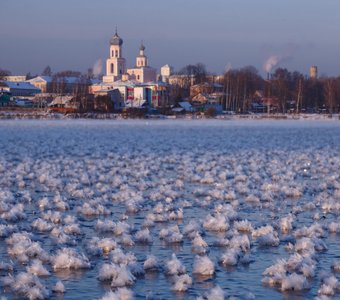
[0,119,339,299]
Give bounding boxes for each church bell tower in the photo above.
[136,42,148,68]
[103,29,126,83]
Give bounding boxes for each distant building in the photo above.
[190,82,223,99]
[310,65,318,79]
[15,99,34,107]
[102,30,126,83]
[261,97,279,109]
[191,92,223,105]
[127,42,157,83]
[48,95,79,110]
[168,74,195,87]
[2,75,27,82]
[92,30,170,109]
[27,76,52,93]
[206,75,224,84]
[27,76,91,94]
[0,81,41,97]
[160,64,172,83]
[90,79,169,109]
[93,89,124,110]
[102,31,157,84]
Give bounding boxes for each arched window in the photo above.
[115,50,118,57]
[112,50,114,57]
[111,63,114,74]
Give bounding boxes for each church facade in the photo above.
[102,31,157,84]
[90,30,170,109]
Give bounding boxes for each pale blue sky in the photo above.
[1,0,339,76]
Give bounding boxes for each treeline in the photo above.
[0,65,98,81]
[223,67,340,113]
[174,64,340,113]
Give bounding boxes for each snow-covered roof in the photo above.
[125,99,147,108]
[191,82,223,89]
[49,96,74,106]
[172,107,184,112]
[27,76,52,83]
[178,101,193,111]
[28,76,83,84]
[94,88,119,94]
[140,81,168,87]
[3,81,41,91]
[40,76,53,83]
[64,77,80,84]
[93,80,167,90]
[113,80,140,87]
[192,93,209,101]
[90,79,101,85]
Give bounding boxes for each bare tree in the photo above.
[323,78,335,113]
[272,68,290,113]
[334,77,340,113]
[194,63,207,84]
[178,63,207,86]
[73,75,90,111]
[87,68,94,79]
[51,75,66,95]
[0,68,11,80]
[55,70,81,78]
[42,66,52,76]
[223,66,263,112]
[304,79,323,111]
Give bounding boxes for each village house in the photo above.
[27,76,91,94]
[26,76,52,93]
[190,82,224,99]
[0,81,41,97]
[168,74,195,88]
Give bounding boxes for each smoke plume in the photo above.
[263,55,282,73]
[263,51,293,73]
[93,59,103,77]
[224,63,232,73]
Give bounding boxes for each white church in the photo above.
[102,30,157,84]
[91,30,169,108]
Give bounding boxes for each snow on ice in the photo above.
[0,119,339,299]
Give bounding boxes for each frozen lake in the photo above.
[0,119,339,300]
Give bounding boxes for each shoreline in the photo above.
[0,110,339,121]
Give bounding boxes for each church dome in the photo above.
[140,43,145,51]
[110,32,123,46]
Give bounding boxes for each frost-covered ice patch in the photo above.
[0,119,339,299]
